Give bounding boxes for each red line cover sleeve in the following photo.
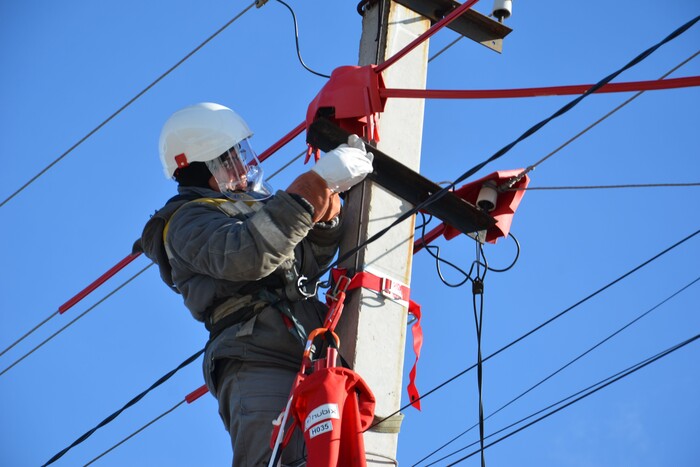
[185,384,209,404]
[381,76,700,100]
[57,252,141,314]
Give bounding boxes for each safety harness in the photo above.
[157,195,312,343]
[268,268,424,466]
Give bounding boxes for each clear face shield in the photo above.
[205,139,272,201]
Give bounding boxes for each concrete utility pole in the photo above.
[336,1,430,462]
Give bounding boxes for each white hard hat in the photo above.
[159,102,253,178]
[159,102,271,200]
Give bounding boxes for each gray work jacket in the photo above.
[139,185,342,391]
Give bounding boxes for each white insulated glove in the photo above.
[311,135,374,193]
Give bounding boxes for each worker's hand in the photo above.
[286,171,333,223]
[317,192,341,223]
[311,135,374,193]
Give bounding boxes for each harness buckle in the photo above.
[380,277,404,301]
[330,274,352,300]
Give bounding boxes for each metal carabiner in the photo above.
[330,274,353,300]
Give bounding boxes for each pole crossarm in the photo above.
[307,118,494,235]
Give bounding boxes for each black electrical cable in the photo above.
[83,399,186,466]
[368,227,700,431]
[472,275,487,467]
[417,213,474,287]
[506,49,700,187]
[511,182,700,191]
[414,275,700,466]
[42,349,205,466]
[275,0,331,78]
[444,333,700,466]
[0,2,257,209]
[485,233,520,273]
[303,14,700,289]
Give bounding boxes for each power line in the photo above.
[42,349,205,466]
[267,149,306,180]
[0,2,257,209]
[510,182,700,191]
[0,310,58,359]
[0,252,142,359]
[503,48,700,189]
[83,385,208,465]
[369,227,700,431]
[444,332,700,466]
[429,36,464,62]
[84,400,186,467]
[0,263,153,378]
[415,275,700,466]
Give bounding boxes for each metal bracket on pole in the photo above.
[307,118,495,236]
[394,0,512,53]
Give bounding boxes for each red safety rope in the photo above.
[380,75,700,100]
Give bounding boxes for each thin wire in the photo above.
[428,344,673,466]
[83,400,186,466]
[0,263,153,378]
[429,36,464,62]
[305,15,700,288]
[267,150,306,180]
[506,48,700,188]
[0,2,256,209]
[0,310,58,359]
[42,348,205,466]
[510,182,700,191]
[428,332,700,465]
[414,275,700,466]
[368,227,700,431]
[275,0,331,78]
[445,333,700,465]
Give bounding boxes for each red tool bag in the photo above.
[290,366,375,466]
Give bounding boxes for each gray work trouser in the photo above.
[215,359,306,466]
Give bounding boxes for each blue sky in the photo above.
[1,1,699,466]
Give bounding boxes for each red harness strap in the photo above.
[331,268,423,410]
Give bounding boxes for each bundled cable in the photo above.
[42,349,204,466]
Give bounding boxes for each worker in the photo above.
[137,102,373,466]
